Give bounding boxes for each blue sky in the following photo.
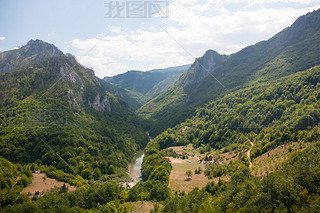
[1,0,320,77]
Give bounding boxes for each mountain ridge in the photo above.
[104,64,191,109]
[138,9,320,135]
[0,39,65,75]
[0,41,149,190]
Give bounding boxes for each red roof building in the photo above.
[207,154,214,161]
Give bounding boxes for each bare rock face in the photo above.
[178,50,228,88]
[88,94,111,112]
[59,64,82,85]
[67,88,84,110]
[59,63,111,112]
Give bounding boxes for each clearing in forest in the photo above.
[166,145,229,193]
[21,172,76,198]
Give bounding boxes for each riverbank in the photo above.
[125,133,152,188]
[125,150,145,188]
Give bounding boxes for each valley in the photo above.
[126,150,144,188]
[1,7,320,213]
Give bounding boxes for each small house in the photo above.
[207,154,214,161]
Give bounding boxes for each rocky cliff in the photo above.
[0,39,64,74]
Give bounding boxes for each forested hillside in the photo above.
[138,9,320,136]
[140,64,320,212]
[151,64,320,156]
[0,43,149,210]
[104,64,190,109]
[160,144,320,212]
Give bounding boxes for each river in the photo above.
[126,150,145,187]
[126,133,152,187]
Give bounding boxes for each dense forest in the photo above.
[151,65,320,156]
[0,55,150,210]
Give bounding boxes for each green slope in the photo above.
[0,54,149,188]
[103,64,190,109]
[143,64,320,212]
[151,64,320,155]
[138,9,320,136]
[98,78,142,110]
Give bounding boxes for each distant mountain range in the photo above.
[103,64,190,109]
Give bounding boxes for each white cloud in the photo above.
[0,37,6,41]
[76,55,128,77]
[71,1,320,78]
[108,26,121,33]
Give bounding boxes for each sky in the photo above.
[1,0,320,78]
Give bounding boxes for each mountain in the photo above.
[137,50,229,134]
[0,39,64,74]
[138,9,320,135]
[178,50,228,89]
[98,78,142,110]
[0,40,149,208]
[152,64,320,152]
[146,63,320,213]
[103,64,190,109]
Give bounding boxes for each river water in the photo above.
[127,150,145,187]
[126,133,152,187]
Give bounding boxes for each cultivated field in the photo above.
[251,142,309,176]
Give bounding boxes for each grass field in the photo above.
[167,145,229,193]
[123,201,160,213]
[166,142,311,192]
[21,172,76,199]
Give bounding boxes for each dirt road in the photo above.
[247,140,254,168]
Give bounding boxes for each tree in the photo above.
[149,166,169,184]
[108,165,115,175]
[195,166,202,174]
[60,183,68,193]
[93,168,102,180]
[185,170,192,180]
[81,168,92,180]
